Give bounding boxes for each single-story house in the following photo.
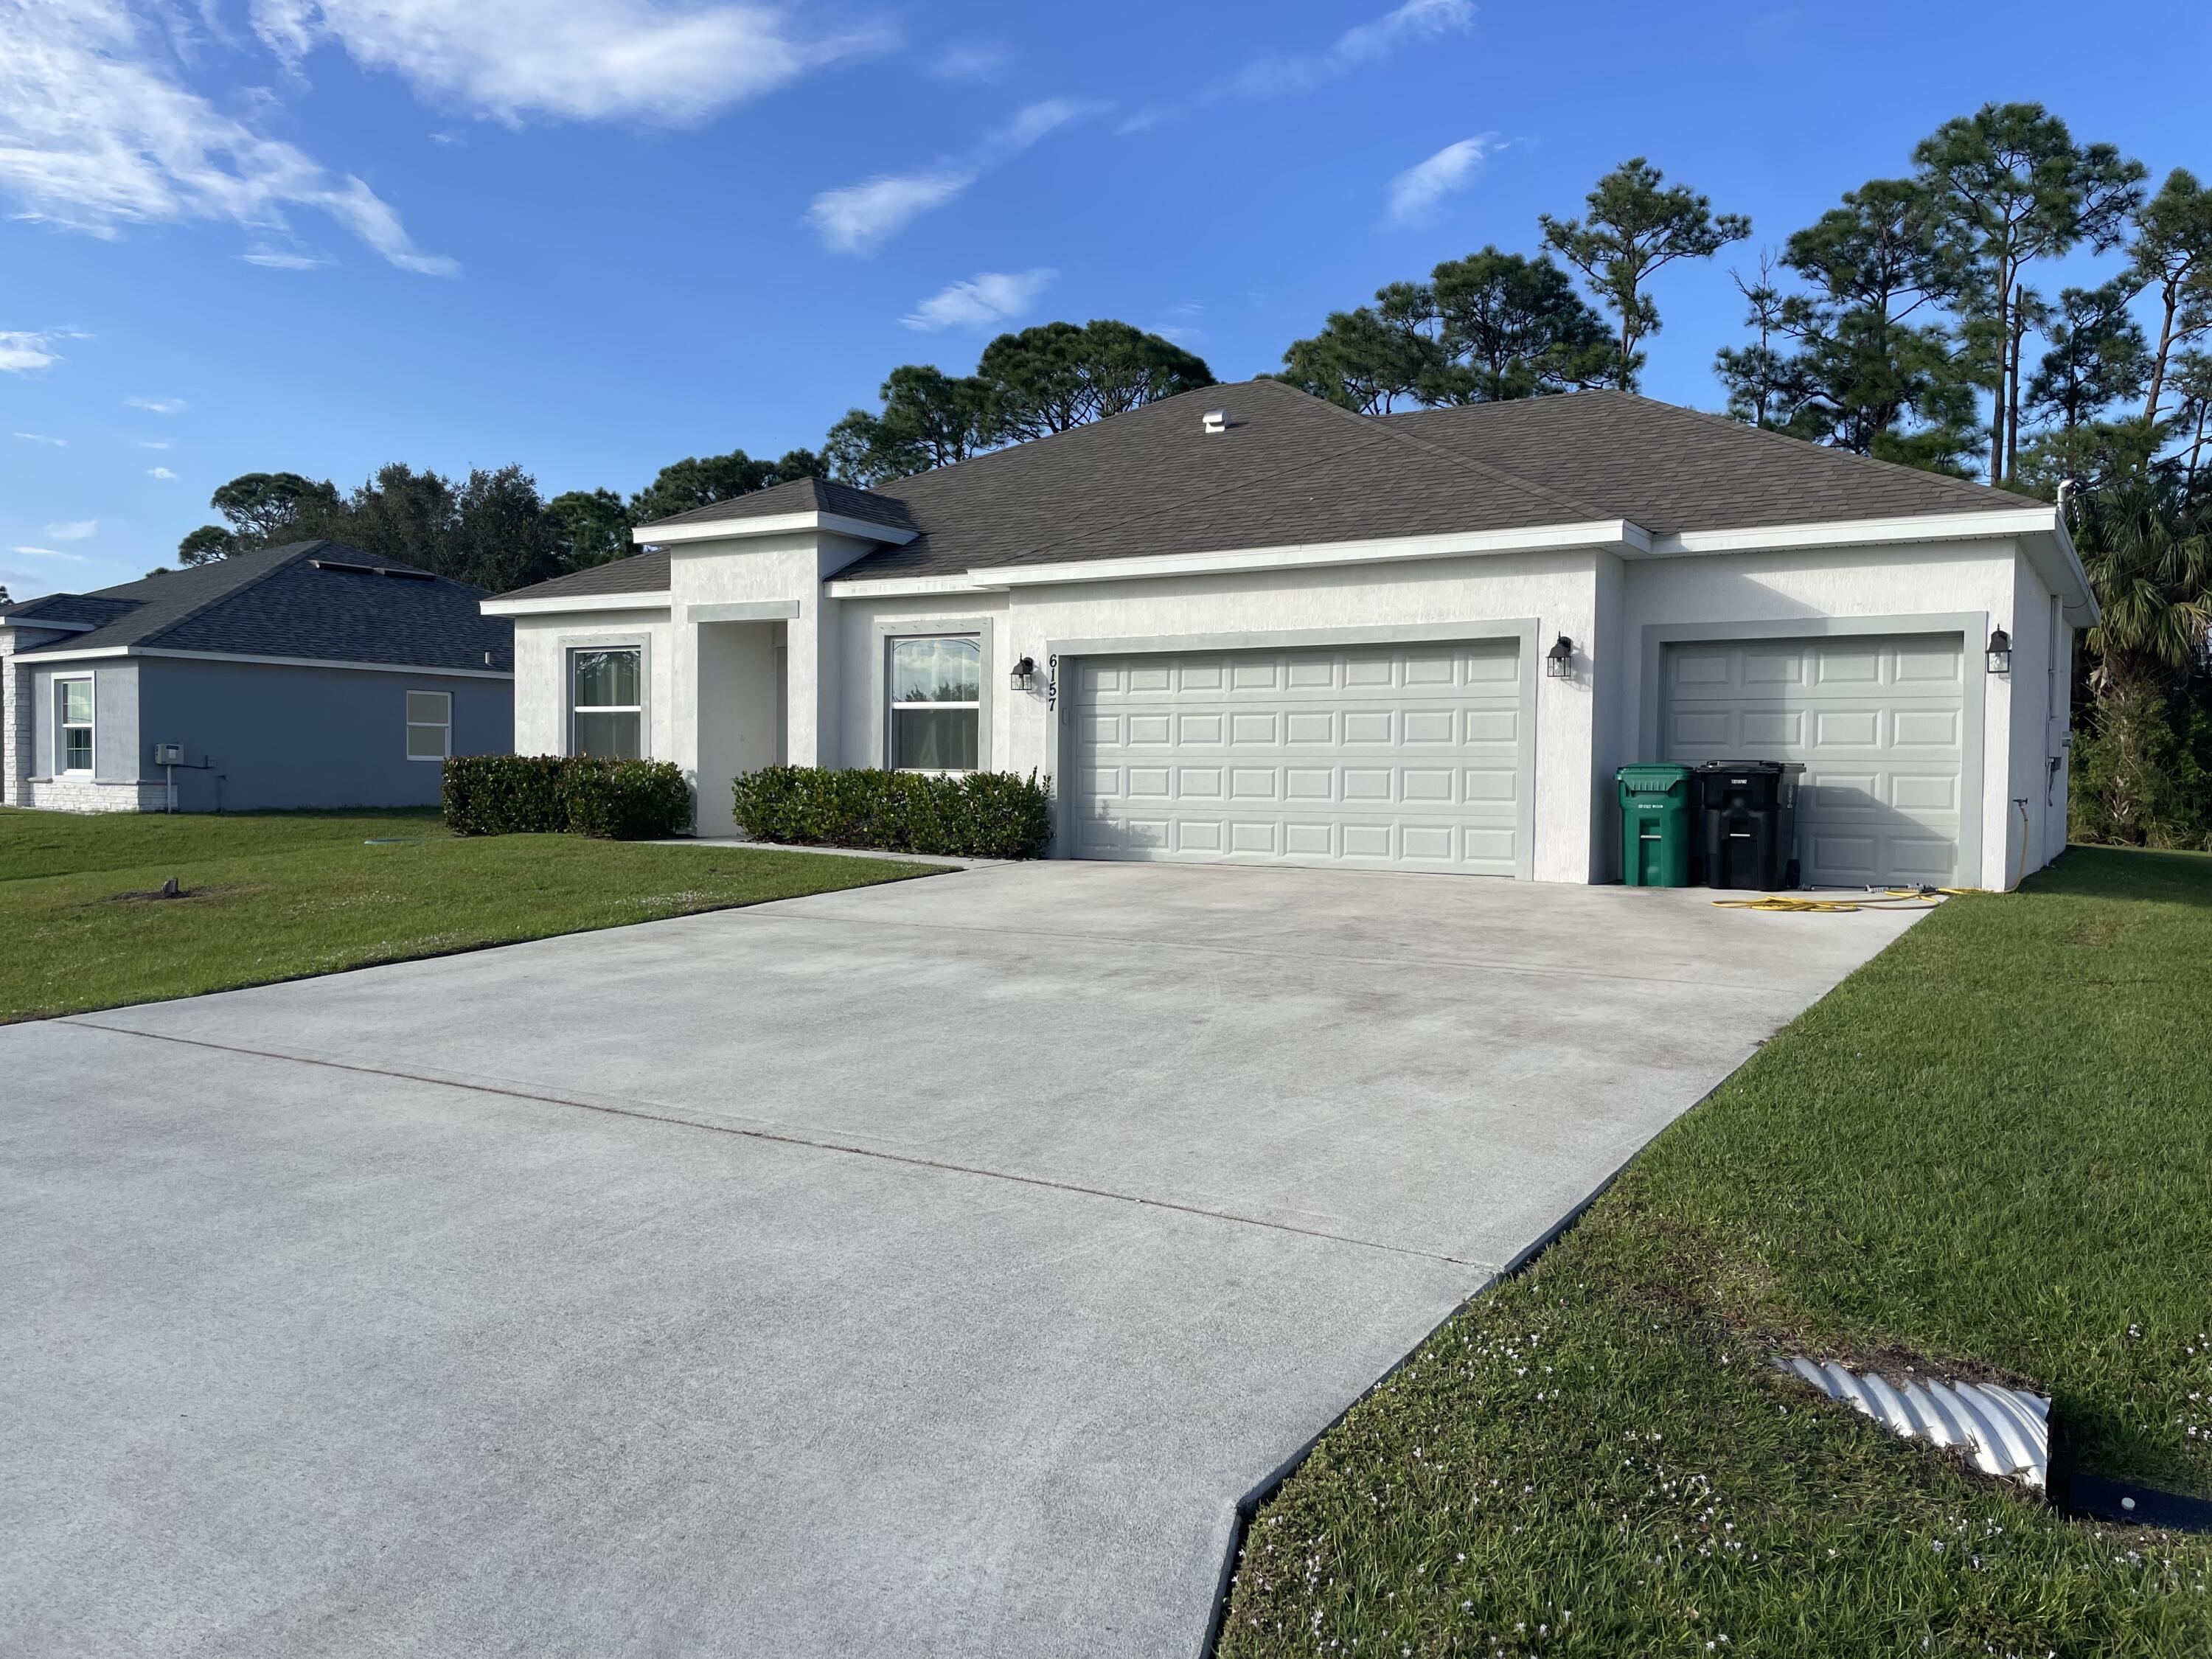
[483,381,2092,888]
[1,540,513,813]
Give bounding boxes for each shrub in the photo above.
[442,754,568,836]
[730,766,1051,859]
[560,759,695,841]
[443,755,692,841]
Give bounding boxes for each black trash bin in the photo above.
[1694,761,1804,890]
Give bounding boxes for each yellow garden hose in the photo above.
[1711,885,1979,913]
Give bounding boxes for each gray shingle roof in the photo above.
[484,546,671,605]
[6,541,512,672]
[644,474,919,533]
[489,380,2042,600]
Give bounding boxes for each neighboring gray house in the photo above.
[1,541,513,813]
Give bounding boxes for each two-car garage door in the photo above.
[1070,639,1529,876]
[1660,634,1967,887]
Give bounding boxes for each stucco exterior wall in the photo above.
[1619,540,2031,889]
[497,524,2073,888]
[510,608,675,759]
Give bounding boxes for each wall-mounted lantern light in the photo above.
[1009,655,1037,692]
[1545,635,1574,679]
[1985,628,2012,675]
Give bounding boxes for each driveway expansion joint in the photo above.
[62,1015,1493,1272]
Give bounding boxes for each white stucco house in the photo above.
[483,380,2093,888]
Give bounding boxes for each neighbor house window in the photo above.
[55,677,94,774]
[571,647,642,759]
[888,636,980,772]
[406,690,452,760]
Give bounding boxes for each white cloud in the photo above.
[139,439,171,449]
[1124,0,1473,131]
[128,396,187,414]
[806,97,1105,254]
[11,545,88,561]
[0,0,456,275]
[250,0,890,127]
[925,41,1010,83]
[806,168,975,256]
[243,246,334,268]
[0,328,87,372]
[1385,133,1499,226]
[14,432,67,446]
[148,465,178,479]
[46,519,99,540]
[901,268,1057,332]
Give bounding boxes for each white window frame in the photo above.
[568,644,646,760]
[405,689,452,762]
[55,675,95,776]
[886,634,983,776]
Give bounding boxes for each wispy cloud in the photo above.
[1155,302,1208,347]
[0,327,88,373]
[1123,0,1473,132]
[46,520,98,540]
[805,97,1105,254]
[243,246,335,269]
[148,465,178,479]
[139,439,172,449]
[925,40,1010,83]
[128,396,186,414]
[902,268,1057,332]
[1385,133,1500,226]
[0,0,456,275]
[11,545,88,561]
[14,432,67,447]
[250,0,892,127]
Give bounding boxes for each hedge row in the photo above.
[443,755,693,840]
[730,765,1051,859]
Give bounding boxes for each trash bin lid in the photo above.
[1699,761,1805,779]
[1617,763,1694,790]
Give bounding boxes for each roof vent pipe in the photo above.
[1201,408,1228,434]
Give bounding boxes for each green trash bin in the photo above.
[1618,764,1694,886]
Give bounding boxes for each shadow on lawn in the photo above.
[2037,844,2212,907]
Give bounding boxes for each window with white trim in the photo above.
[406,690,452,760]
[55,677,94,774]
[571,647,642,759]
[888,636,980,772]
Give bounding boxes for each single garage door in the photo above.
[1660,633,1966,887]
[1070,639,1529,875]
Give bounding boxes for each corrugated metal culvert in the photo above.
[1776,1357,2051,1488]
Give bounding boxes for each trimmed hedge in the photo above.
[444,755,694,840]
[730,765,1051,859]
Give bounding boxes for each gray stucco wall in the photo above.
[132,658,513,811]
[31,661,140,780]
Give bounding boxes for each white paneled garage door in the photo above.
[1069,639,1529,875]
[1660,633,1967,887]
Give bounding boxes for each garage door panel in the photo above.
[1072,639,1527,875]
[1662,634,1964,888]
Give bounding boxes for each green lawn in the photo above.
[0,807,936,1023]
[1220,846,2212,1658]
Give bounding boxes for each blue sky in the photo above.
[4,0,2208,601]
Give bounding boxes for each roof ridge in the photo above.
[1590,389,2044,512]
[136,540,333,650]
[1302,386,1614,523]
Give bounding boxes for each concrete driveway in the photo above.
[1,861,1923,1657]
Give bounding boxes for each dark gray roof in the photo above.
[643,474,919,533]
[1380,392,2043,533]
[484,546,671,605]
[4,541,512,672]
[490,380,2041,599]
